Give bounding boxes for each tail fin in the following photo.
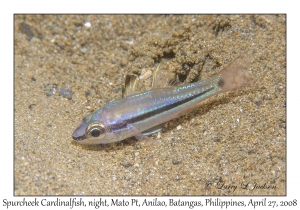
[218,53,254,93]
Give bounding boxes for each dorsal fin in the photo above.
[152,63,181,88]
[167,77,181,86]
[122,74,139,98]
[122,63,181,98]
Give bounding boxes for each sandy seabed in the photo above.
[14,14,286,195]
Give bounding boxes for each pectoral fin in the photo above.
[127,123,161,145]
[142,125,162,136]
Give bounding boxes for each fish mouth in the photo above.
[72,121,88,141]
[72,133,86,141]
[72,133,102,144]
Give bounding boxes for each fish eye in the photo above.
[90,128,101,137]
[86,122,106,139]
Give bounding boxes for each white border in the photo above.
[1,0,298,209]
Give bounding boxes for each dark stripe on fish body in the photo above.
[218,78,225,88]
[111,86,215,132]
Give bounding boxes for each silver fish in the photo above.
[72,54,253,144]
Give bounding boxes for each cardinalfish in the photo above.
[72,54,253,144]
